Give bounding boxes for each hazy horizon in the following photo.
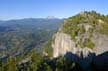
[0,0,108,20]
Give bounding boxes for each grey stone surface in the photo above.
[93,33,108,55]
[52,32,108,69]
[52,32,76,57]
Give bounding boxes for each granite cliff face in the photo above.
[52,32,95,69]
[51,11,108,69]
[52,32,108,57]
[52,32,76,57]
[52,11,108,57]
[93,33,108,55]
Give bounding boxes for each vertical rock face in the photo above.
[52,30,108,70]
[52,32,95,57]
[52,32,76,57]
[93,33,108,55]
[52,32,108,68]
[51,11,108,70]
[52,32,95,69]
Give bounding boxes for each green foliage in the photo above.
[63,15,86,40]
[91,19,98,29]
[69,14,87,24]
[98,23,108,35]
[62,11,108,49]
[0,52,77,71]
[44,38,53,57]
[78,25,85,33]
[29,50,44,71]
[1,58,18,71]
[36,56,76,71]
[55,57,75,71]
[37,61,52,71]
[80,38,94,49]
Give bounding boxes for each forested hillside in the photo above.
[0,18,63,61]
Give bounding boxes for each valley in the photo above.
[0,11,108,71]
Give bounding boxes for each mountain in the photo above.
[52,11,108,57]
[1,11,108,71]
[0,18,63,32]
[45,11,108,70]
[46,16,57,19]
[0,18,63,60]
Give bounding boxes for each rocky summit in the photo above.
[51,11,108,69]
[52,11,108,57]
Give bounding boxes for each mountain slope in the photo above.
[52,11,108,57]
[1,11,108,71]
[0,18,63,59]
[47,11,108,69]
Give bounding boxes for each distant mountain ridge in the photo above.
[46,16,57,19]
[0,18,63,32]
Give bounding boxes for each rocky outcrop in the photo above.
[52,32,76,57]
[52,31,108,69]
[52,32,95,57]
[52,11,108,70]
[93,33,108,55]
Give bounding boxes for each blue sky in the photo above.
[0,0,108,20]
